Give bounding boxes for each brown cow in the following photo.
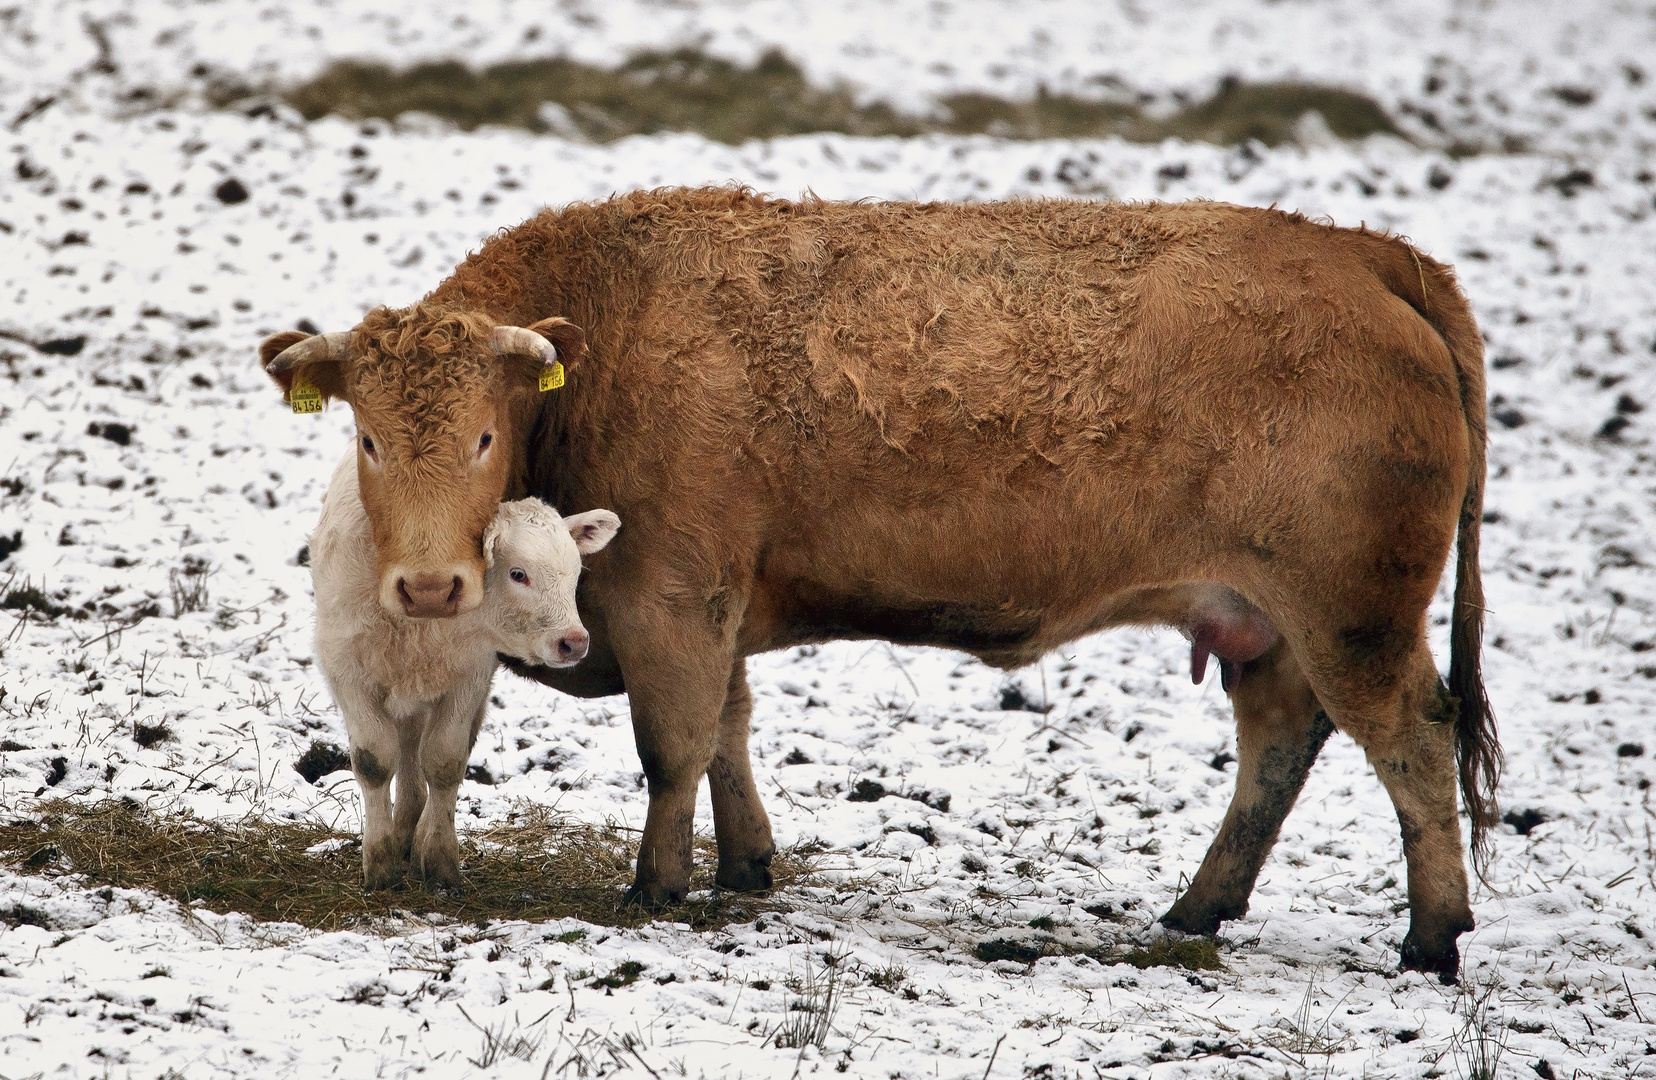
[260,187,1499,980]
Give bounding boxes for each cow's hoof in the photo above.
[714,855,774,893]
[1400,932,1461,984]
[1158,895,1242,937]
[623,880,688,909]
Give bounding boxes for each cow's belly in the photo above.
[767,587,1044,662]
[743,569,1279,674]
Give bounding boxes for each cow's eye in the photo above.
[361,436,376,455]
[478,432,493,452]
[509,568,528,585]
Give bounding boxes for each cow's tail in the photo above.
[1361,230,1503,875]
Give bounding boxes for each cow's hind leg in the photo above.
[708,659,776,892]
[1162,639,1332,934]
[1338,643,1473,981]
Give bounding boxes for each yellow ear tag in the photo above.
[289,372,325,415]
[538,361,565,393]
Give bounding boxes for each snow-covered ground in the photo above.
[1,2,1654,1077]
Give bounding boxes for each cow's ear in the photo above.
[525,317,587,373]
[258,331,349,404]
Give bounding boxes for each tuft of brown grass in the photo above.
[0,799,813,933]
[285,48,919,143]
[278,47,1401,148]
[1121,936,1224,971]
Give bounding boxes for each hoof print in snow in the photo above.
[847,777,888,802]
[1596,415,1630,440]
[1548,168,1594,196]
[132,720,172,748]
[1503,807,1548,835]
[35,336,86,356]
[998,682,1052,713]
[87,421,134,445]
[973,937,1046,965]
[846,778,950,812]
[214,178,249,204]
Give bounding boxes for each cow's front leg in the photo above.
[613,606,736,907]
[708,659,775,891]
[411,678,489,890]
[1162,639,1331,934]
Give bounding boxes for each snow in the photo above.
[1,1,1655,1077]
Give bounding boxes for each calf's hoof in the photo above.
[1400,931,1462,984]
[714,853,774,893]
[412,849,462,892]
[362,847,407,892]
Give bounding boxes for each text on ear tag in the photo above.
[539,361,565,392]
[289,372,324,415]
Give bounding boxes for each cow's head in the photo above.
[259,302,585,619]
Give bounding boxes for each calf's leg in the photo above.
[390,712,427,876]
[411,678,490,889]
[1162,639,1332,934]
[707,659,776,891]
[332,682,406,890]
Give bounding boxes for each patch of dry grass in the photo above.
[276,47,1401,148]
[0,799,814,933]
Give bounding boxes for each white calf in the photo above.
[309,453,620,889]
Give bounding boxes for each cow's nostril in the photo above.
[396,580,413,607]
[446,576,462,604]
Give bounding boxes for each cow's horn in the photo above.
[491,326,558,364]
[266,332,352,373]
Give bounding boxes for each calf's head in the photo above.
[482,500,620,666]
[259,302,585,618]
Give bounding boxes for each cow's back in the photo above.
[441,190,1472,662]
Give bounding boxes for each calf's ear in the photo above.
[524,317,587,372]
[257,331,350,404]
[481,515,506,570]
[564,509,620,555]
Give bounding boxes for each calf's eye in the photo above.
[479,432,493,451]
[361,436,375,454]
[509,568,528,584]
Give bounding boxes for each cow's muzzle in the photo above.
[384,564,482,619]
